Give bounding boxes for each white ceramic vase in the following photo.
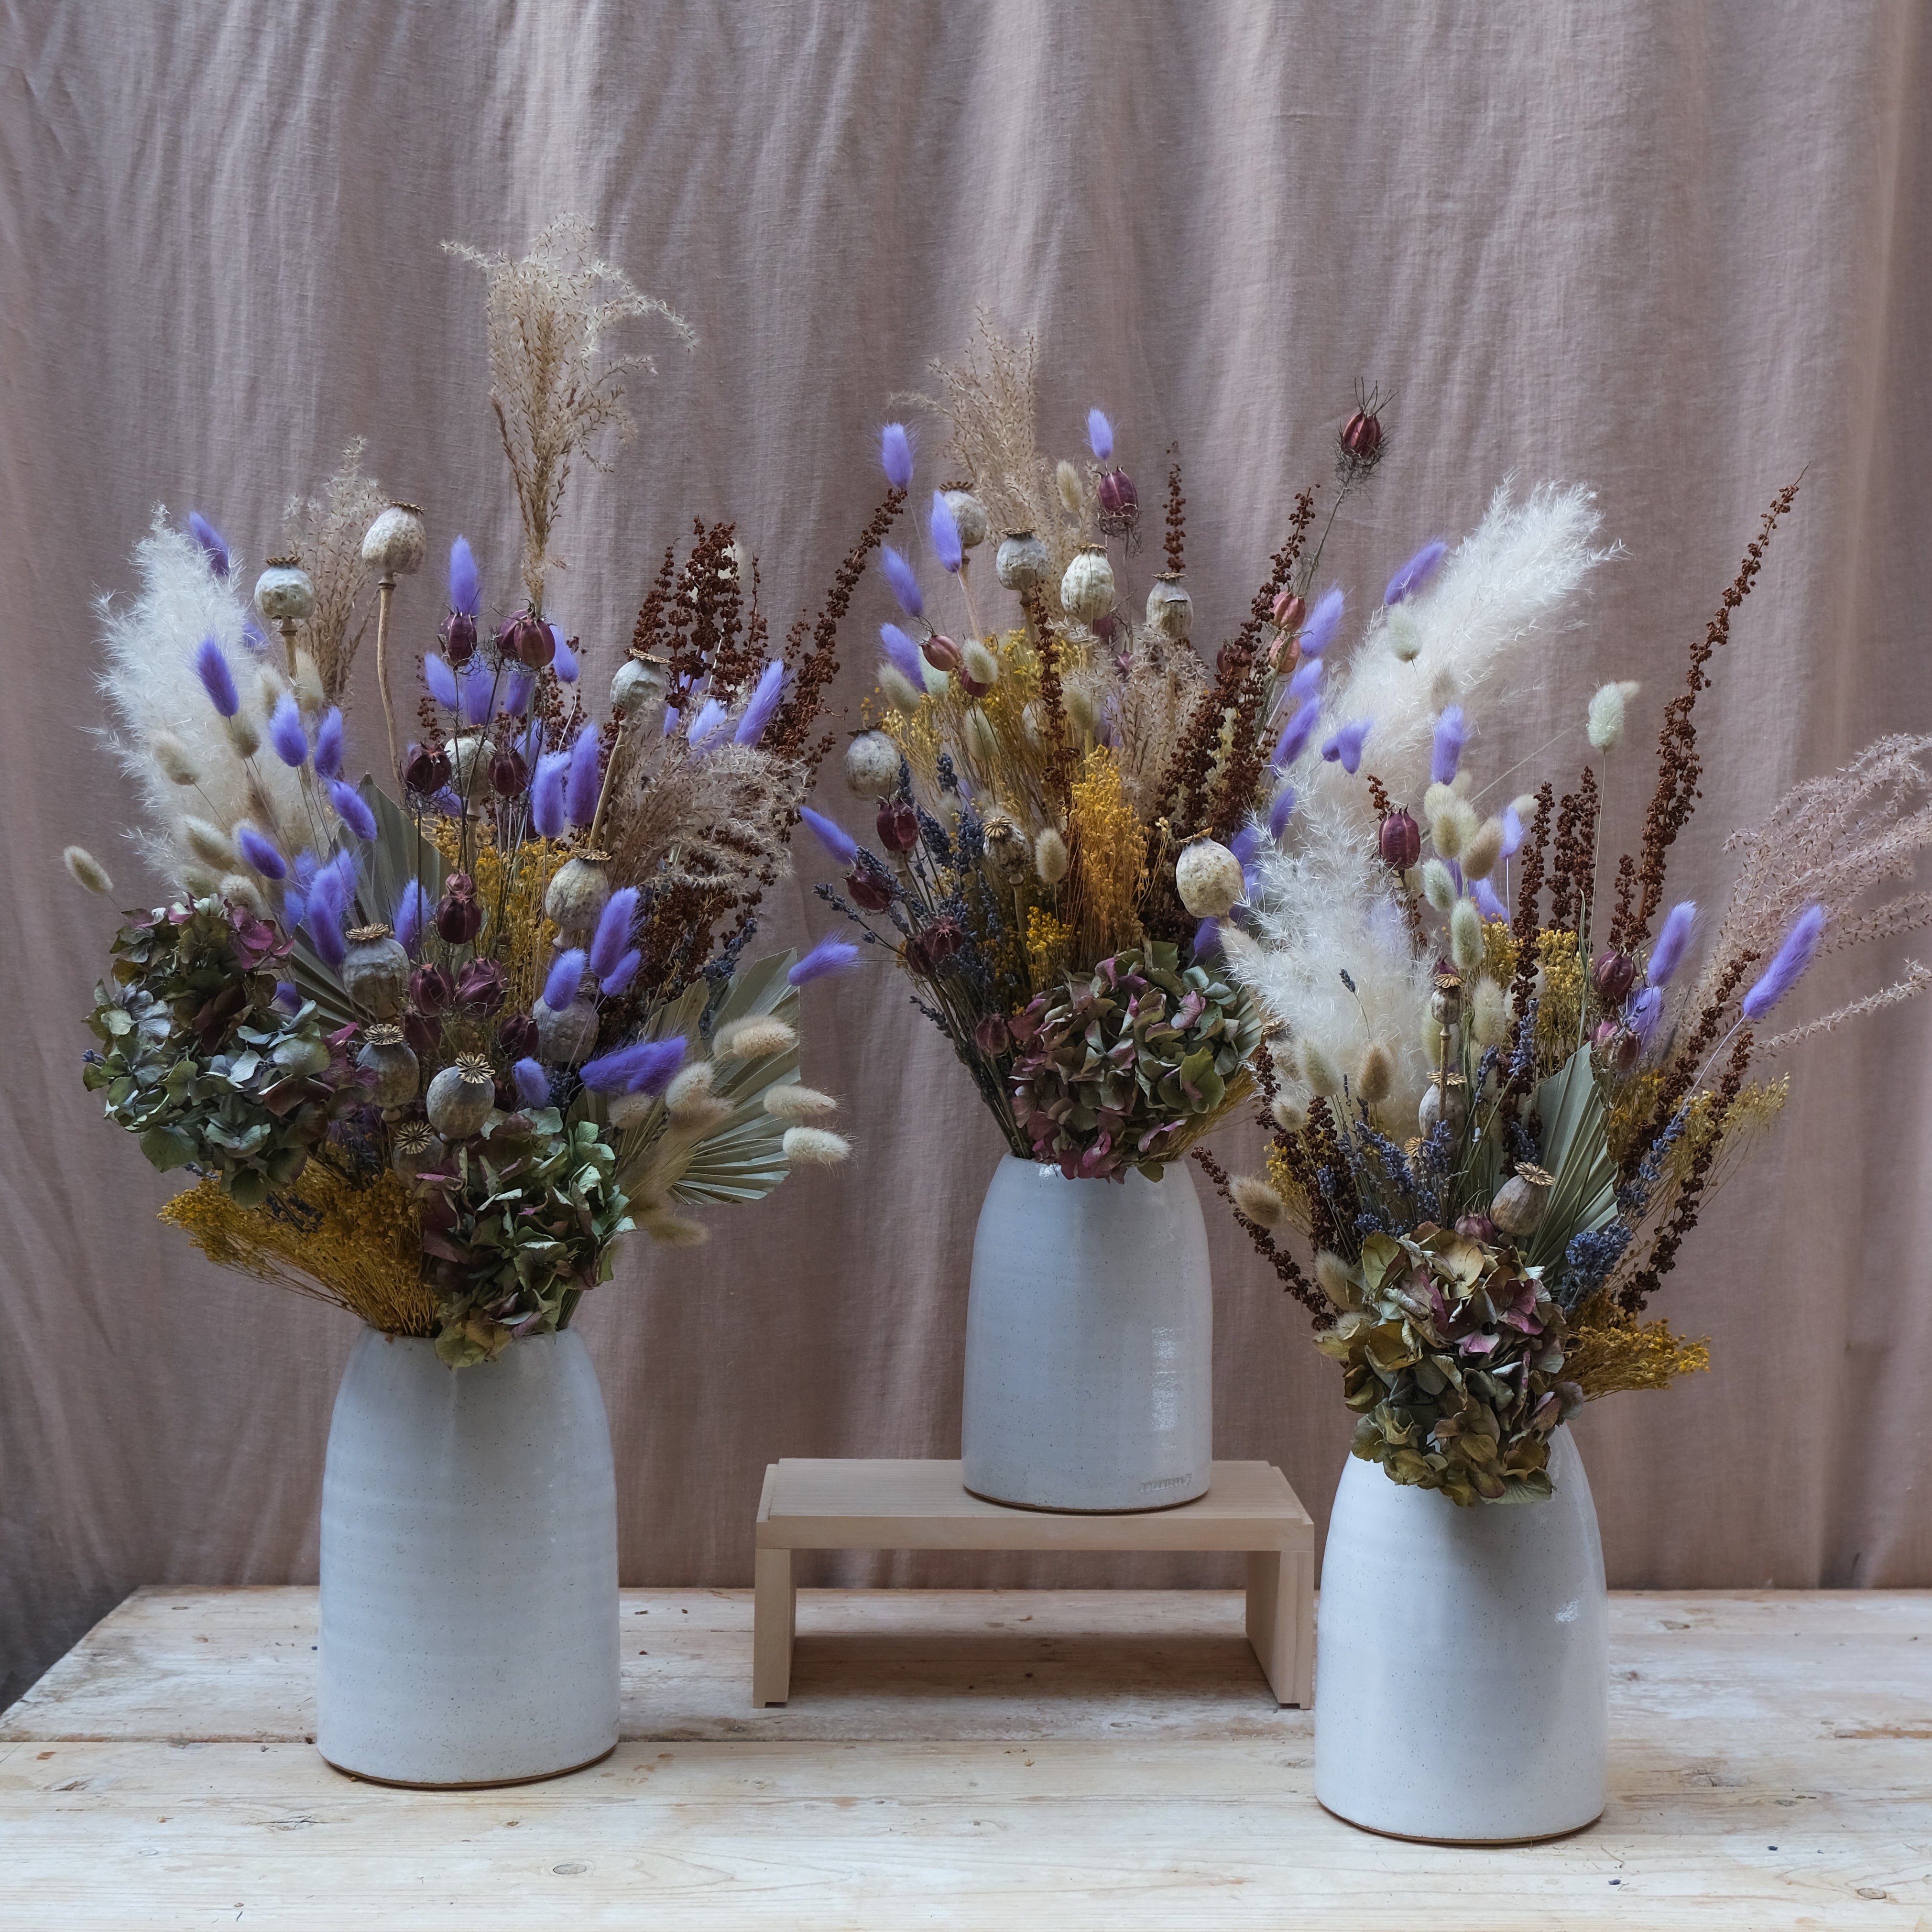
[317,1328,620,1787]
[1314,1427,1608,1842]
[961,1156,1213,1513]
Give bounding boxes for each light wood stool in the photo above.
[753,1458,1314,1708]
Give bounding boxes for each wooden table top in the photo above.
[2,1586,1926,1928]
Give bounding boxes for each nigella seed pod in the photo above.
[995,530,1049,593]
[1175,838,1245,919]
[921,633,962,674]
[404,741,453,795]
[846,862,894,911]
[355,1023,420,1110]
[361,503,427,577]
[1096,469,1138,519]
[1593,949,1637,1004]
[844,730,901,798]
[1145,574,1193,644]
[490,745,529,796]
[1060,546,1115,626]
[425,1052,497,1139]
[876,797,920,853]
[534,994,600,1067]
[440,611,478,665]
[341,924,411,1018]
[403,1011,442,1056]
[435,873,484,945]
[1489,1162,1554,1239]
[544,854,611,934]
[253,557,315,624]
[941,489,990,549]
[497,1011,540,1059]
[1454,1213,1497,1245]
[1341,409,1383,460]
[500,612,555,669]
[456,957,508,1015]
[410,962,455,1014]
[1379,808,1421,870]
[1272,590,1307,633]
[973,1013,1012,1056]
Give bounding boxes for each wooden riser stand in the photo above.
[753,1459,1315,1707]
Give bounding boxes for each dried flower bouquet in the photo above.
[70,218,876,1366]
[1201,478,1932,1502]
[797,327,1392,1179]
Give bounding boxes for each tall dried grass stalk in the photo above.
[281,441,387,701]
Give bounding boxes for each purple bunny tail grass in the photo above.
[1298,586,1344,656]
[1646,900,1698,987]
[293,849,320,889]
[235,825,286,880]
[1471,876,1509,922]
[1191,917,1221,959]
[880,623,925,688]
[268,694,308,767]
[308,895,347,970]
[328,780,378,841]
[929,490,963,573]
[316,850,359,919]
[273,980,300,1013]
[1628,985,1663,1042]
[589,887,640,981]
[600,948,642,998]
[241,617,270,657]
[187,513,229,577]
[393,879,428,955]
[424,655,458,709]
[1385,539,1448,606]
[1271,697,1321,769]
[512,1058,550,1110]
[314,706,345,779]
[1741,904,1825,1021]
[1229,824,1261,867]
[735,660,786,745]
[788,937,861,986]
[879,545,924,619]
[501,667,535,718]
[283,886,307,928]
[457,659,493,727]
[686,696,728,750]
[1430,705,1467,786]
[521,712,545,764]
[1087,408,1114,463]
[798,806,859,869]
[880,422,914,491]
[194,637,240,717]
[1500,804,1524,860]
[550,628,579,683]
[1321,718,1373,775]
[1287,655,1324,702]
[545,948,588,1013]
[564,728,603,828]
[1268,784,1296,842]
[448,536,480,617]
[582,1034,686,1096]
[531,749,570,838]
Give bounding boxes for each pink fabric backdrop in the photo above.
[3,0,1929,1705]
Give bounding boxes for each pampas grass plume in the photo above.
[63,845,113,894]
[782,1125,851,1166]
[764,1083,838,1121]
[1231,1175,1285,1227]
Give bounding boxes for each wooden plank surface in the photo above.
[757,1458,1313,1551]
[2,1588,1928,1929]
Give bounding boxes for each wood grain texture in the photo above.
[2,1589,1927,1929]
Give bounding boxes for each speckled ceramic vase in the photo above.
[961,1157,1213,1513]
[1314,1427,1608,1842]
[317,1329,620,1788]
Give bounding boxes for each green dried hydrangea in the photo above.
[1316,1226,1584,1506]
[418,1111,633,1366]
[84,898,360,1209]
[1009,941,1264,1181]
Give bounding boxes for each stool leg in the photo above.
[753,1547,796,1706]
[1245,1548,1313,1707]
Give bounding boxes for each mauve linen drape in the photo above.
[2,0,1928,1707]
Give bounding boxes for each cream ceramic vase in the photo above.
[961,1156,1213,1513]
[317,1329,620,1787]
[1314,1426,1608,1842]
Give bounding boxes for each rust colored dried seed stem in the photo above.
[1190,1145,1327,1319]
[1164,448,1187,576]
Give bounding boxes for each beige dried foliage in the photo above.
[1111,637,1212,820]
[601,737,806,895]
[1694,733,1932,1035]
[448,214,696,613]
[282,441,387,702]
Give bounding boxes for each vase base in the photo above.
[318,1741,616,1791]
[1317,1797,1604,1846]
[961,1478,1211,1515]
